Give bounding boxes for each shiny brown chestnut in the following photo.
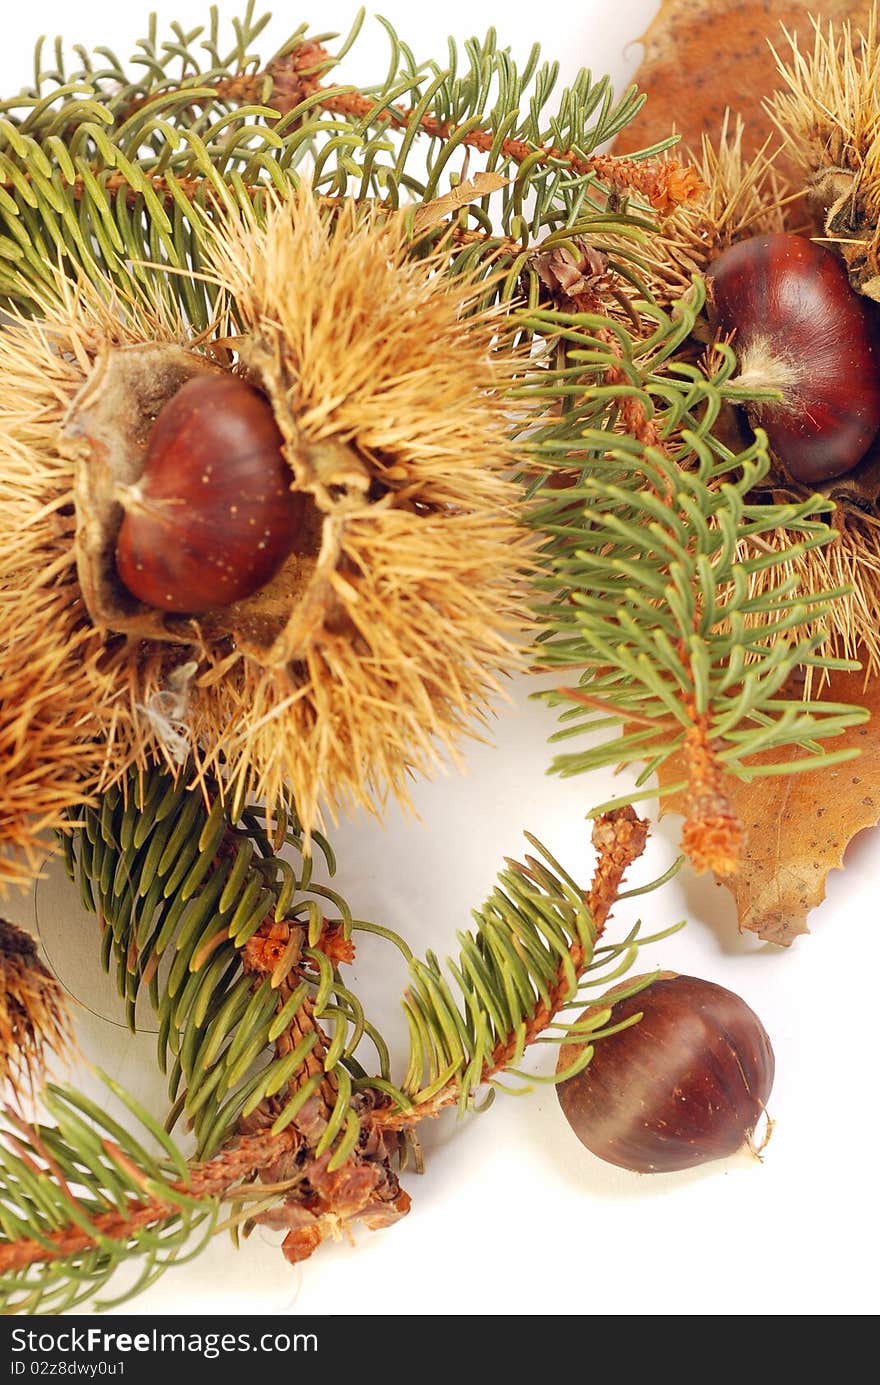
[556,973,774,1174]
[708,232,880,483]
[115,374,305,614]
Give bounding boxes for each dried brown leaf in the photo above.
[411,173,510,233]
[658,668,879,945]
[616,0,873,165]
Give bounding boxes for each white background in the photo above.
[2,0,878,1318]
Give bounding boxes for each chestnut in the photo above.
[708,232,880,483]
[115,374,306,613]
[556,973,774,1173]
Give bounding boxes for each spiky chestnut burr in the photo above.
[556,973,774,1173]
[1,185,529,851]
[708,232,880,483]
[0,919,72,1100]
[115,374,306,613]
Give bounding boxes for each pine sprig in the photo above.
[392,807,672,1121]
[0,1076,302,1314]
[33,759,669,1308]
[0,790,658,1313]
[525,295,865,872]
[0,5,697,317]
[63,764,670,1143]
[62,767,388,1162]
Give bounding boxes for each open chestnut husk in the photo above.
[556,973,774,1173]
[115,373,307,614]
[35,188,529,841]
[708,232,880,484]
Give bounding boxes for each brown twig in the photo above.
[0,1126,300,1274]
[2,39,703,219]
[235,917,409,1264]
[240,919,340,1119]
[304,75,702,215]
[596,325,671,454]
[559,690,743,878]
[679,699,743,878]
[492,810,648,1064]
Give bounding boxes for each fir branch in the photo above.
[63,769,416,1260]
[59,758,415,1277]
[0,1123,292,1274]
[62,767,387,1163]
[0,7,691,319]
[247,41,702,215]
[518,283,867,873]
[381,806,660,1124]
[0,1078,300,1313]
[0,706,697,1317]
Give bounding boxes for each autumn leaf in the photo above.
[411,173,510,233]
[615,0,873,166]
[658,669,879,945]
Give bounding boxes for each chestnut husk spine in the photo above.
[556,972,775,1174]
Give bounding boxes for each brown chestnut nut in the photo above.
[115,374,305,613]
[556,972,774,1173]
[708,232,880,483]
